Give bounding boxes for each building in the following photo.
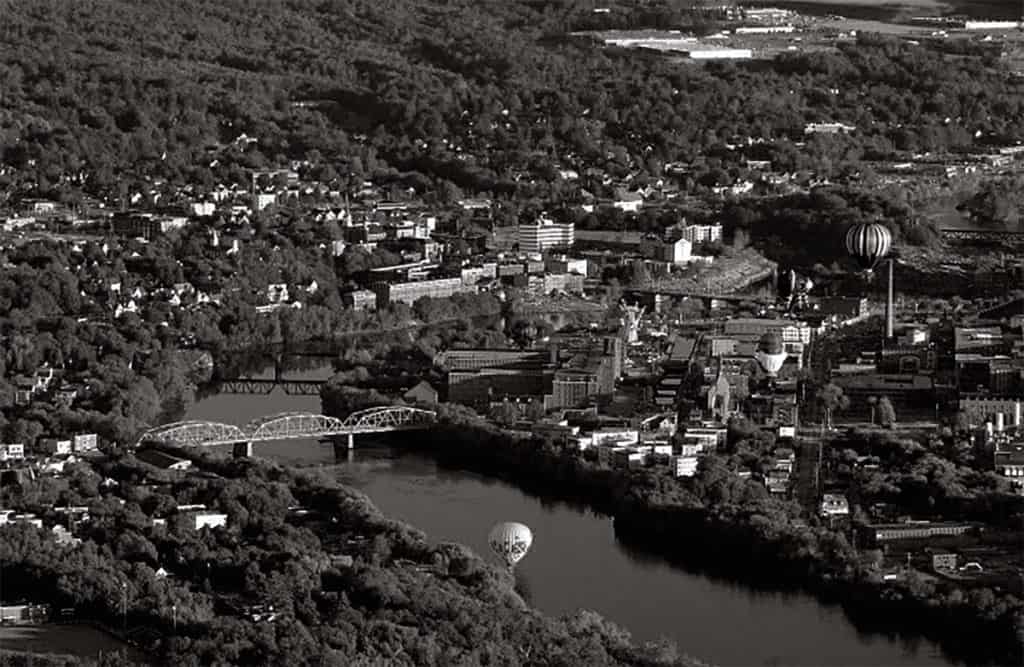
[932,552,958,572]
[549,369,601,410]
[959,398,1022,428]
[192,512,229,530]
[439,349,551,407]
[860,522,974,546]
[136,449,192,471]
[518,218,574,254]
[832,373,936,414]
[73,433,98,453]
[641,237,692,265]
[372,277,474,307]
[994,443,1024,494]
[0,443,25,462]
[342,289,377,311]
[403,381,438,405]
[671,455,700,478]
[436,349,546,372]
[804,122,856,135]
[545,256,587,276]
[680,224,722,245]
[723,319,811,345]
[0,603,50,625]
[449,368,550,407]
[683,48,753,60]
[112,212,188,240]
[820,494,850,517]
[542,273,585,294]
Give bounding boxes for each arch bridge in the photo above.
[135,406,437,455]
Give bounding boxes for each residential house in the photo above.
[191,512,229,530]
[264,283,290,305]
[0,444,25,462]
[52,525,82,548]
[342,289,377,311]
[820,494,850,517]
[403,381,438,405]
[72,433,98,453]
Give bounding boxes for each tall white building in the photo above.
[518,218,574,254]
[680,224,722,245]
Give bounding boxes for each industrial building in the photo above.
[371,277,475,307]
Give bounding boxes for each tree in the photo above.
[877,396,896,429]
[816,383,850,430]
[489,401,519,427]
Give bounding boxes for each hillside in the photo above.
[4,0,1024,215]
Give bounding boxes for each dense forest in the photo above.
[3,0,1024,206]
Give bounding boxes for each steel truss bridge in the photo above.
[135,406,437,449]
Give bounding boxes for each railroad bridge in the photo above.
[217,354,328,395]
[135,406,436,457]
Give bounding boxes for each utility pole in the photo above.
[172,604,177,632]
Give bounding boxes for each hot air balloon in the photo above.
[755,331,788,376]
[488,522,533,569]
[846,222,897,339]
[845,222,892,273]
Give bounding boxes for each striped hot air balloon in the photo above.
[845,222,892,273]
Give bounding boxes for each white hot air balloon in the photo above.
[488,522,533,569]
[755,331,788,376]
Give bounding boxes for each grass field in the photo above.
[0,625,142,662]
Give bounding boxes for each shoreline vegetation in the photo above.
[318,395,1024,667]
[0,444,710,667]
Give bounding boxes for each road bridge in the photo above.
[135,406,436,457]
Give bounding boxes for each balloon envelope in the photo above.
[488,522,533,568]
[756,350,788,375]
[845,223,892,272]
[758,331,784,355]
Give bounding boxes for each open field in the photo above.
[761,0,1020,20]
[772,0,950,8]
[0,625,142,662]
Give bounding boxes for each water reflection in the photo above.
[184,377,956,667]
[513,568,534,607]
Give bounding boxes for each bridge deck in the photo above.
[202,423,430,446]
[136,407,438,449]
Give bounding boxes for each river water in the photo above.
[184,365,953,667]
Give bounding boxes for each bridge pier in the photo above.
[332,433,355,459]
[232,441,253,458]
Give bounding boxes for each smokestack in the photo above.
[986,421,994,441]
[1015,401,1022,428]
[885,258,894,340]
[996,412,1005,433]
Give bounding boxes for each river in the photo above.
[184,364,954,667]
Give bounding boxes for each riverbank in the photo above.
[392,409,1023,667]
